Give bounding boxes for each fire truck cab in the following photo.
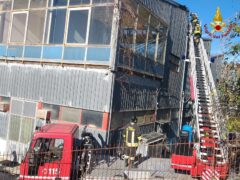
[19,123,81,180]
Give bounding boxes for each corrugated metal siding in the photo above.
[113,73,160,111]
[0,64,113,112]
[168,60,185,108]
[0,112,9,138]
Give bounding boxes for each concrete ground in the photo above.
[86,157,194,180]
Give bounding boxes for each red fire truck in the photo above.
[19,123,94,180]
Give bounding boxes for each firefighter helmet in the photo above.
[131,116,138,123]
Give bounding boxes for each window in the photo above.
[88,6,113,45]
[92,0,114,3]
[9,115,21,141]
[49,0,67,7]
[33,138,64,162]
[30,0,47,8]
[42,103,60,120]
[60,106,81,123]
[20,117,34,143]
[45,9,66,44]
[26,10,46,43]
[119,1,137,50]
[69,0,90,5]
[67,9,89,44]
[10,13,27,43]
[147,15,159,61]
[0,0,12,11]
[13,0,29,10]
[82,110,103,128]
[0,13,10,43]
[135,6,149,56]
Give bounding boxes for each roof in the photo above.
[40,123,78,135]
[162,0,189,12]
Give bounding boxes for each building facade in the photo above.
[0,0,189,155]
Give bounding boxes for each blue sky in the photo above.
[176,0,240,55]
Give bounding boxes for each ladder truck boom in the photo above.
[171,23,228,180]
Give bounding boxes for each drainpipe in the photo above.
[106,0,120,145]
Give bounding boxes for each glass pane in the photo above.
[135,6,149,56]
[46,9,66,44]
[67,10,88,43]
[119,0,137,49]
[42,103,60,120]
[48,0,67,7]
[0,0,12,11]
[88,6,113,45]
[61,107,81,123]
[0,13,10,43]
[26,10,46,43]
[92,0,114,3]
[9,115,21,141]
[10,13,27,42]
[157,41,165,63]
[34,138,64,162]
[20,117,34,143]
[82,110,103,128]
[30,0,47,8]
[147,15,158,61]
[13,0,29,9]
[69,0,90,5]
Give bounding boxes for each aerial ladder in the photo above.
[171,25,229,180]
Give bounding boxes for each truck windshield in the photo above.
[33,138,64,162]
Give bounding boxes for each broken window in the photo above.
[45,9,66,44]
[10,13,27,43]
[26,10,46,43]
[60,106,81,123]
[67,9,89,44]
[146,15,159,61]
[42,103,60,120]
[135,6,149,56]
[88,6,113,45]
[13,0,29,10]
[0,12,10,43]
[82,110,103,128]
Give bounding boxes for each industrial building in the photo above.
[0,0,189,155]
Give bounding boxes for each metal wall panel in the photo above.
[0,112,9,138]
[113,73,160,111]
[0,64,113,112]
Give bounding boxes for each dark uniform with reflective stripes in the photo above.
[123,117,142,167]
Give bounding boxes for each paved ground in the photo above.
[86,157,194,180]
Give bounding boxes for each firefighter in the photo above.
[190,13,199,29]
[123,116,142,168]
[193,23,202,45]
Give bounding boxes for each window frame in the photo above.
[9,11,29,44]
[65,7,91,46]
[26,9,47,44]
